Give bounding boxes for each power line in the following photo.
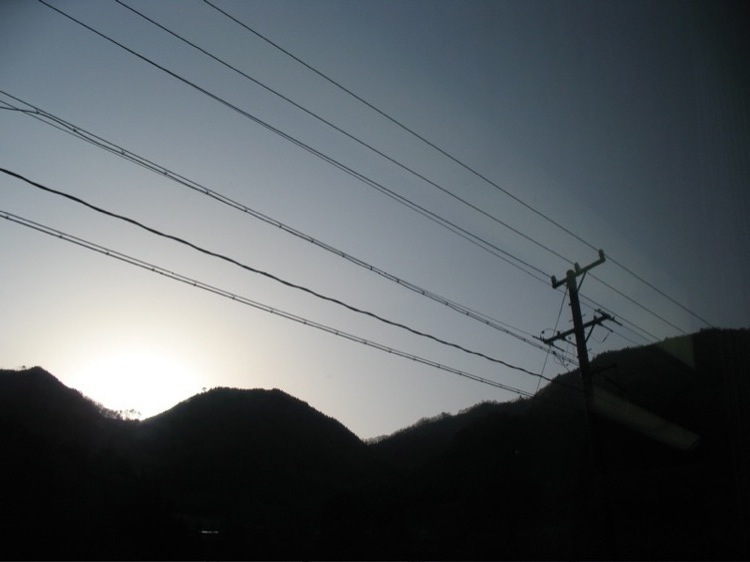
[0,90,661,359]
[578,293,661,344]
[1,167,545,379]
[0,203,680,429]
[589,274,687,335]
[0,207,596,411]
[120,0,682,344]
[0,101,656,368]
[0,91,568,360]
[27,2,696,353]
[125,0,692,347]
[0,208,535,397]
[34,2,684,347]
[114,0,577,271]
[202,0,714,332]
[605,255,713,328]
[538,285,570,393]
[0,91,660,359]
[120,0,703,340]
[37,0,550,285]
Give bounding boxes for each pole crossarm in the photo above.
[551,249,605,289]
[541,310,614,345]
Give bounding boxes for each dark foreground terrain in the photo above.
[1,328,748,559]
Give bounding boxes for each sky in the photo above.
[1,0,748,439]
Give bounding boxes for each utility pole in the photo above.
[542,249,616,559]
[544,249,610,418]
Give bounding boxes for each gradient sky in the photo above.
[1,0,748,439]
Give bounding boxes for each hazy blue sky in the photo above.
[1,0,748,438]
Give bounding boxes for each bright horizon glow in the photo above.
[68,346,203,418]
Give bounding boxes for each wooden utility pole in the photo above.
[543,249,616,559]
[544,249,610,420]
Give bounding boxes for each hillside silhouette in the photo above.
[1,328,748,559]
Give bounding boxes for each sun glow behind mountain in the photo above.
[69,346,202,418]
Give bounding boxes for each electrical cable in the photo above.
[0,91,569,360]
[577,293,660,344]
[114,0,578,270]
[1,90,655,362]
[15,4,693,357]
[129,0,694,348]
[37,0,550,285]
[0,204,685,430]
[37,1,689,345]
[0,206,594,411]
[121,0,687,343]
[118,0,702,338]
[0,208,535,397]
[538,285,569,393]
[589,274,687,335]
[1,167,546,379]
[202,0,714,332]
[1,93,656,362]
[605,255,714,328]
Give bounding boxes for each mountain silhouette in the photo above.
[127,387,380,558]
[1,327,748,559]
